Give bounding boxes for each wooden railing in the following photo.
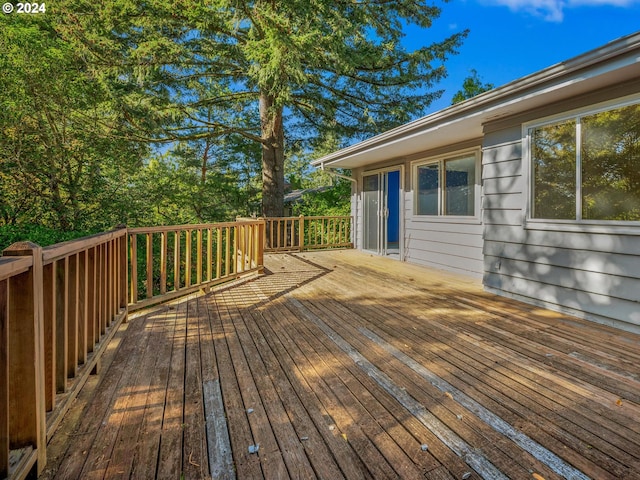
[264,215,352,252]
[128,220,264,311]
[0,216,350,478]
[0,228,127,480]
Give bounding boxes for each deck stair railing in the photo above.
[264,215,353,252]
[0,215,350,479]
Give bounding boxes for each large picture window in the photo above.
[415,153,477,216]
[530,101,640,222]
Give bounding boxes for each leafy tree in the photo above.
[0,15,147,231]
[55,0,467,217]
[451,69,494,104]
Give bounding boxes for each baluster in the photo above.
[207,228,213,282]
[146,234,153,298]
[42,264,55,411]
[197,229,203,285]
[160,232,167,295]
[185,229,192,287]
[3,242,46,475]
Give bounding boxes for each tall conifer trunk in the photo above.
[259,92,285,217]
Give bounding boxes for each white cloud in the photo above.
[487,0,638,21]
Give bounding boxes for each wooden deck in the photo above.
[39,250,640,480]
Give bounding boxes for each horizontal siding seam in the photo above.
[482,265,640,303]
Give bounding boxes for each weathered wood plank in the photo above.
[221,288,317,479]
[209,292,262,479]
[182,295,209,479]
[214,289,289,480]
[103,306,168,479]
[199,296,234,480]
[155,301,187,480]
[48,318,142,479]
[129,304,179,480]
[238,278,368,480]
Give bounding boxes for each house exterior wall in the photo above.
[482,83,640,332]
[351,142,485,278]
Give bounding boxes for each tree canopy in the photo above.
[1,1,468,242]
[55,0,467,216]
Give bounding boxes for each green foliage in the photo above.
[54,0,467,215]
[290,179,352,217]
[1,1,466,240]
[0,224,92,251]
[451,69,494,104]
[0,14,147,231]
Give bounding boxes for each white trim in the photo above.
[524,219,640,236]
[411,147,482,220]
[522,94,640,230]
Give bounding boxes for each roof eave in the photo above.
[311,31,640,169]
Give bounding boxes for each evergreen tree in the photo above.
[55,0,467,217]
[451,69,494,104]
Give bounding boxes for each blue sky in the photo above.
[407,0,640,113]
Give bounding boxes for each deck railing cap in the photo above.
[3,241,42,256]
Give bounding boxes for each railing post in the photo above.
[3,242,47,476]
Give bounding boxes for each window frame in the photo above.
[411,148,481,222]
[523,94,640,234]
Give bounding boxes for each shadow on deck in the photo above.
[40,250,640,480]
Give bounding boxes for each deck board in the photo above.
[40,250,640,480]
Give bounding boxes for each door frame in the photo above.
[360,165,404,259]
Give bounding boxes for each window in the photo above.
[415,153,478,216]
[530,101,640,222]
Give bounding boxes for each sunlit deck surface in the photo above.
[40,250,640,480]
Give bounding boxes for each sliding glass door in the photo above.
[362,168,401,257]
